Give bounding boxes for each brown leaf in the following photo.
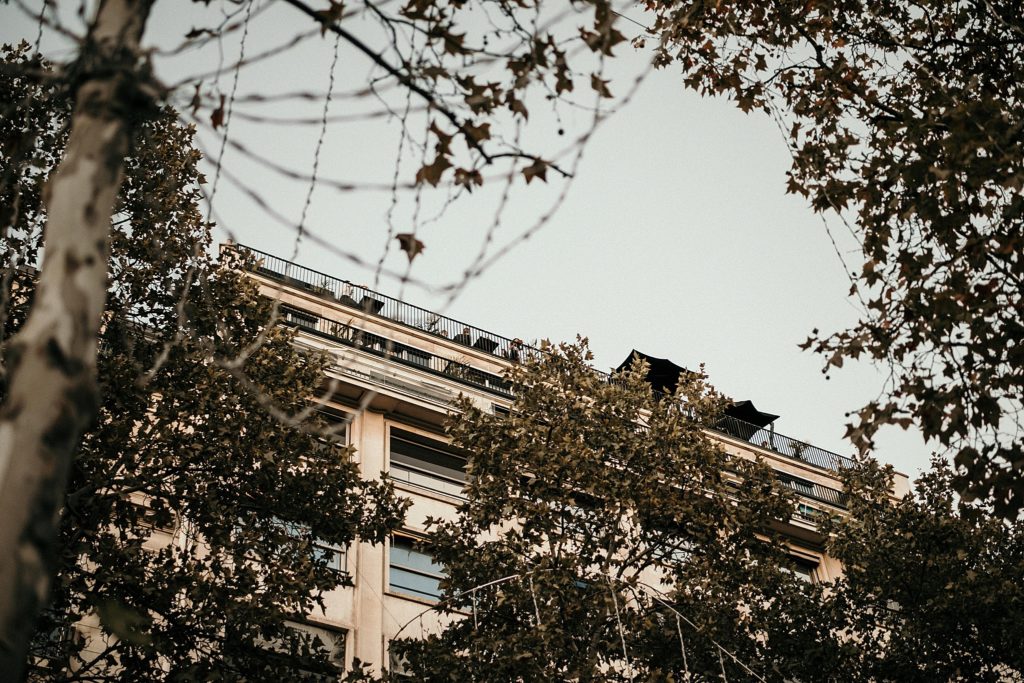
[590,74,613,98]
[429,120,453,154]
[463,121,491,144]
[210,94,226,130]
[395,233,425,262]
[189,83,202,117]
[415,155,453,187]
[522,159,548,185]
[507,94,529,120]
[443,31,468,56]
[454,167,483,192]
[314,1,345,36]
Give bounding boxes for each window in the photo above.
[311,409,349,461]
[131,499,176,533]
[388,641,413,678]
[653,535,695,566]
[389,535,445,601]
[784,558,818,584]
[389,428,466,497]
[312,540,348,575]
[280,520,348,575]
[282,305,319,331]
[795,502,821,522]
[257,621,346,680]
[31,611,82,674]
[643,516,695,566]
[782,475,815,497]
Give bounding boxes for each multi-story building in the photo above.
[228,242,910,676]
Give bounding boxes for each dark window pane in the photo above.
[389,536,445,600]
[389,429,466,495]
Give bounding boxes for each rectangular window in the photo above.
[311,409,350,460]
[652,535,695,565]
[279,520,348,575]
[312,540,348,575]
[258,621,346,680]
[795,502,821,523]
[389,535,445,601]
[389,428,466,497]
[132,499,176,533]
[282,305,319,331]
[388,640,413,678]
[785,558,818,584]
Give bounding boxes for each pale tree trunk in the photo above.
[0,0,153,676]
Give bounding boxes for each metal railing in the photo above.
[711,414,856,472]
[236,244,542,364]
[278,304,513,398]
[777,473,849,509]
[233,244,857,477]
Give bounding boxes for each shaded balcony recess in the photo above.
[777,473,849,509]
[233,243,856,476]
[278,304,514,399]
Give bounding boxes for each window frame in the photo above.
[256,619,348,679]
[388,534,446,602]
[387,427,467,498]
[784,556,819,584]
[277,519,350,578]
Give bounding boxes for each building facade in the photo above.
[228,243,909,676]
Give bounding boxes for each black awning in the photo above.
[724,400,779,428]
[615,350,692,396]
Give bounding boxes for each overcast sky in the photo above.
[3,1,933,481]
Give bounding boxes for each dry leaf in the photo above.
[522,159,548,184]
[395,233,425,262]
[415,155,452,187]
[210,94,226,130]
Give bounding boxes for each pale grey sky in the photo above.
[3,0,933,481]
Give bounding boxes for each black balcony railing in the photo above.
[711,415,856,471]
[778,473,849,509]
[233,243,857,478]
[278,304,513,398]
[235,244,542,364]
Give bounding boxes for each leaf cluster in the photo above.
[392,341,829,682]
[822,458,1024,681]
[1,48,407,681]
[644,0,1024,516]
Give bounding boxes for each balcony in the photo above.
[234,243,533,363]
[232,244,857,480]
[777,473,848,509]
[278,303,514,399]
[711,415,856,472]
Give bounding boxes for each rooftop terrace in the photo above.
[233,243,856,485]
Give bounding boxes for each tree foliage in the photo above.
[393,341,839,682]
[2,43,408,680]
[388,341,1024,682]
[822,459,1024,681]
[644,0,1024,516]
[0,0,639,669]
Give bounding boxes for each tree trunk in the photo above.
[0,0,153,676]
